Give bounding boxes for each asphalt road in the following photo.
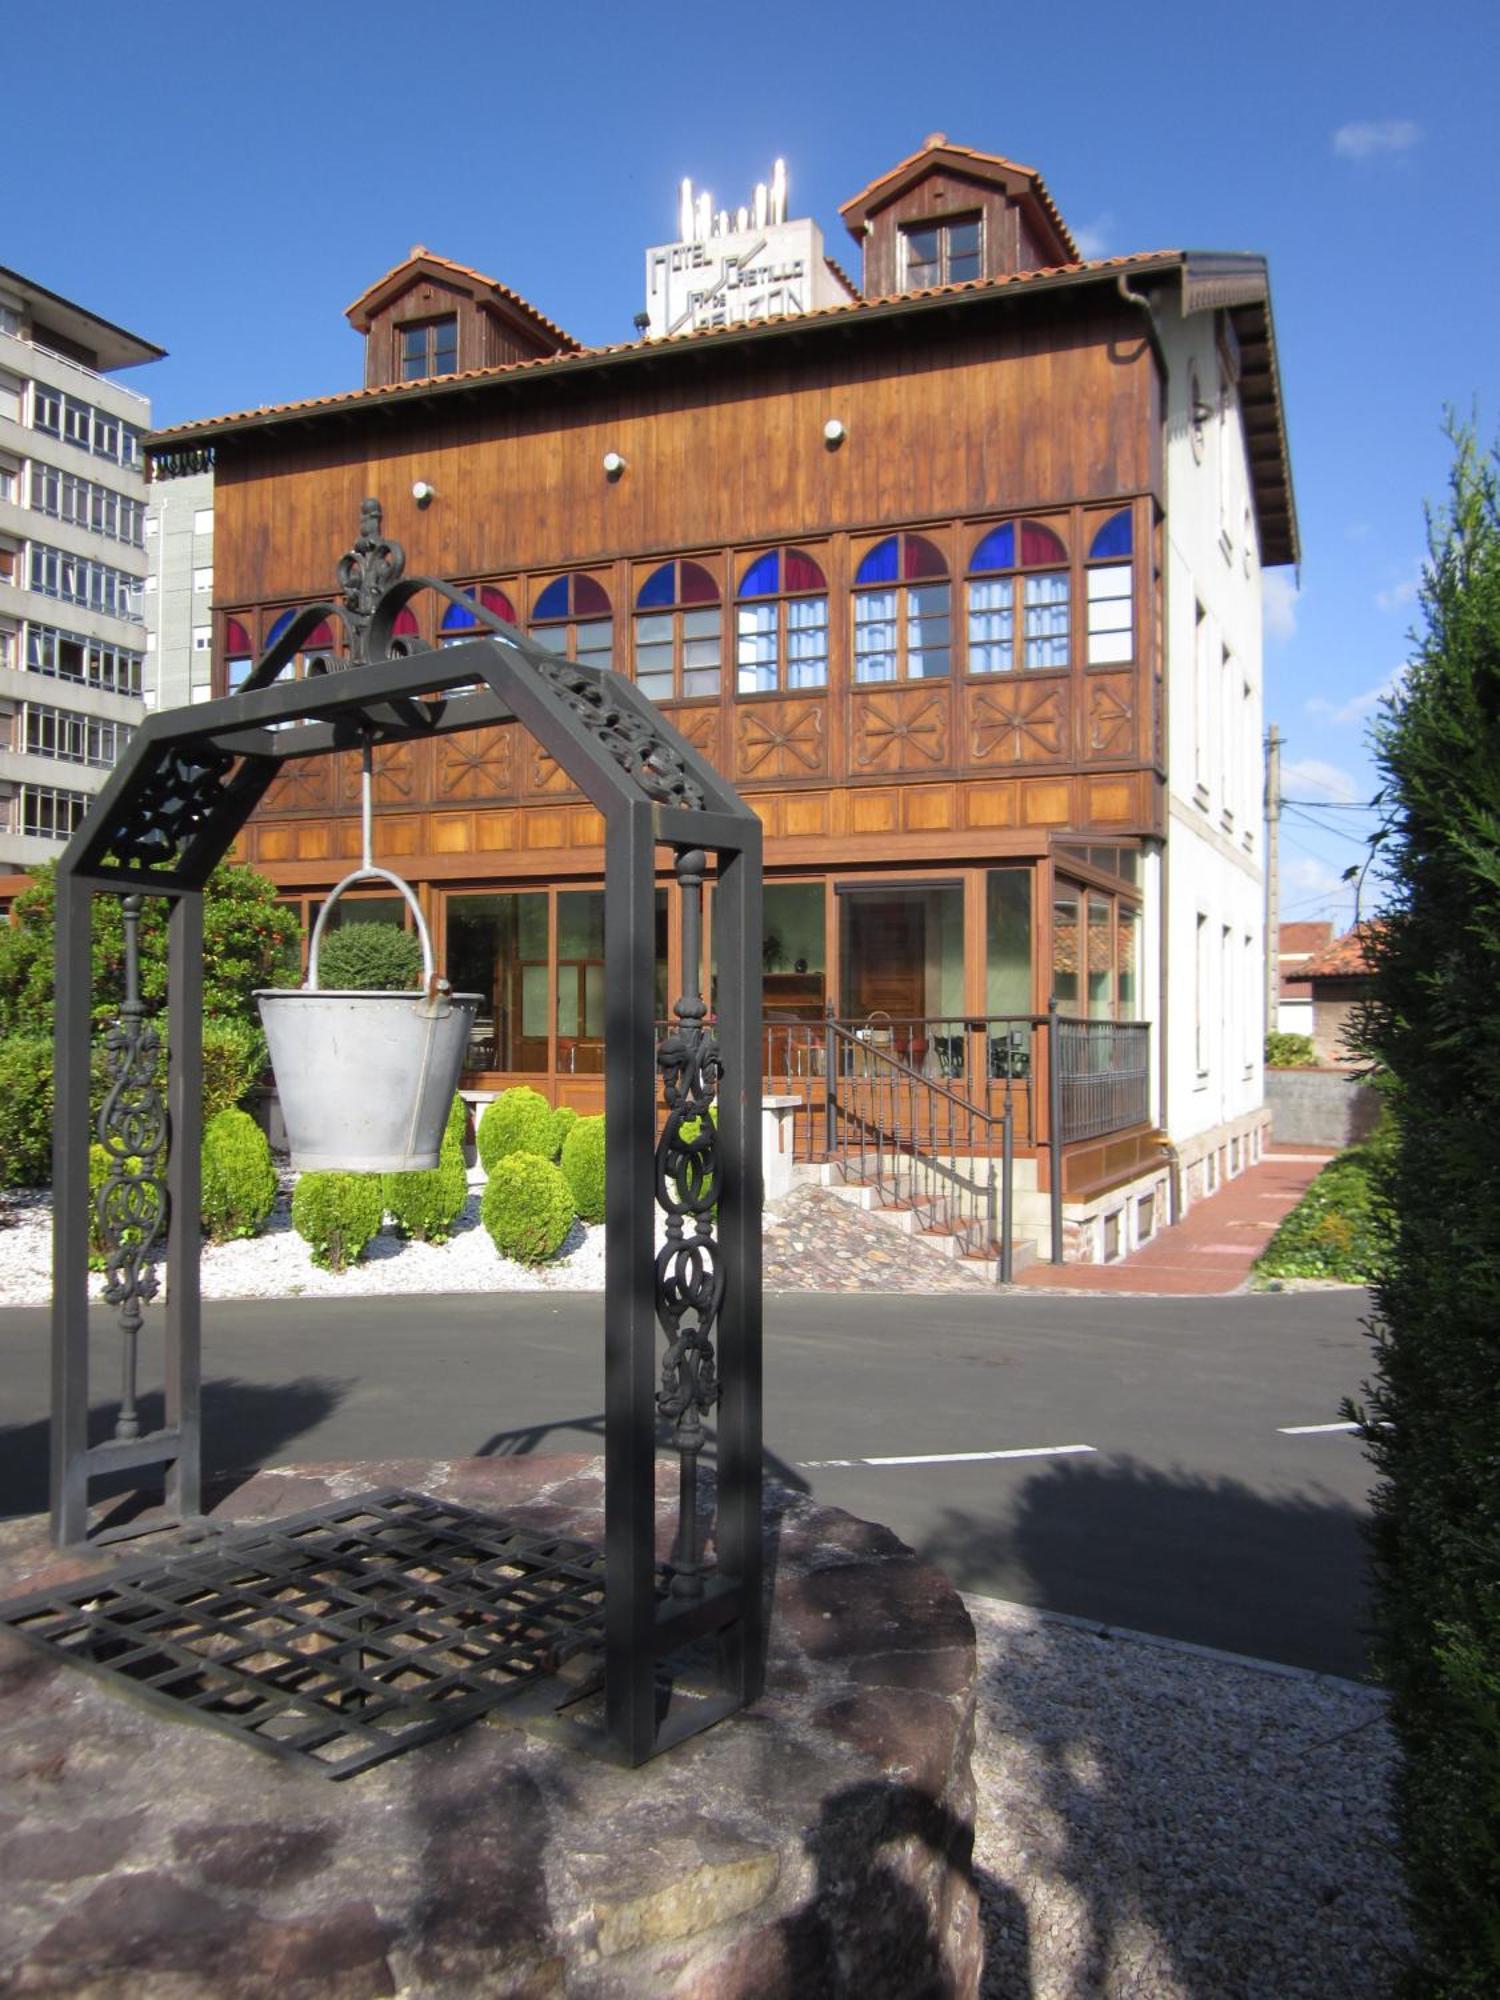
[0,1286,1378,1677]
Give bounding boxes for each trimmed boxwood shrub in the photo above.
[200,1108,278,1243]
[1264,1031,1317,1068]
[481,1152,575,1265]
[1349,427,1500,1997]
[560,1114,606,1224]
[548,1103,579,1162]
[0,1033,55,1190]
[477,1086,555,1171]
[316,921,423,991]
[382,1095,469,1243]
[291,1171,385,1272]
[87,1142,151,1268]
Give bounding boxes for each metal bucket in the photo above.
[255,982,479,1172]
[256,797,480,1170]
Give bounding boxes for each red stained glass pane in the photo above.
[572,573,611,617]
[225,618,253,655]
[783,548,827,593]
[303,619,334,650]
[392,606,420,636]
[479,586,516,622]
[1020,521,1067,566]
[678,560,719,605]
[902,534,947,581]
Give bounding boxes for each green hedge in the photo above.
[201,1109,278,1243]
[0,1034,55,1190]
[481,1152,575,1265]
[1352,428,1500,1996]
[1264,1031,1318,1068]
[202,1017,268,1119]
[476,1086,555,1171]
[291,1171,385,1271]
[559,1114,606,1224]
[1255,1132,1389,1284]
[383,1095,469,1243]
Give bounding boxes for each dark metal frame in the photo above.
[49,501,764,1766]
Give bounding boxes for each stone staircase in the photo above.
[799,1160,1041,1282]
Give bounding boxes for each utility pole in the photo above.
[1264,724,1282,1040]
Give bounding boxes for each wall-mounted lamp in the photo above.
[823,418,847,450]
[411,480,436,508]
[1190,397,1215,428]
[602,450,627,481]
[632,312,651,337]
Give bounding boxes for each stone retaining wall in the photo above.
[1266,1068,1381,1149]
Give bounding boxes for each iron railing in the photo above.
[1054,1017,1152,1143]
[822,1021,1020,1280]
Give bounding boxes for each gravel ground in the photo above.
[967,1594,1411,2000]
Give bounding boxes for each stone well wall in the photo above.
[0,1454,981,1998]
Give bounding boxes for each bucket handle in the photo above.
[305,737,440,995]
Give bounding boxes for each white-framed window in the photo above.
[0,371,21,423]
[193,507,214,536]
[0,624,15,673]
[1195,911,1210,1076]
[1221,644,1234,825]
[192,565,213,593]
[1193,601,1210,799]
[0,303,21,338]
[0,456,16,503]
[22,702,131,767]
[19,783,89,840]
[27,542,144,618]
[24,623,143,696]
[192,627,212,652]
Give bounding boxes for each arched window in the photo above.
[966,521,1069,673]
[735,548,829,694]
[1085,510,1133,665]
[440,585,516,648]
[530,572,612,672]
[225,616,253,693]
[266,607,337,675]
[634,560,721,701]
[853,534,949,683]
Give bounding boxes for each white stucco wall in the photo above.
[1159,300,1270,1147]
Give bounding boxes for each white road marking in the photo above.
[799,1444,1097,1469]
[1277,1421,1361,1435]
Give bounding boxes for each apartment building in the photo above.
[0,267,160,870]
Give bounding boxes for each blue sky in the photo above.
[11,0,1496,929]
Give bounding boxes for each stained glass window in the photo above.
[966,521,1070,672]
[854,537,949,681]
[634,562,722,700]
[735,548,828,693]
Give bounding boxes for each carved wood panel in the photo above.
[734,700,828,783]
[435,724,517,803]
[667,702,723,778]
[850,685,950,775]
[260,759,332,815]
[525,738,581,799]
[1085,673,1136,760]
[335,741,420,808]
[966,679,1069,765]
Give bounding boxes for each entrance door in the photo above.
[843,894,927,1020]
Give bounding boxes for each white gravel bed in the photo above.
[0,1186,608,1306]
[967,1593,1410,2000]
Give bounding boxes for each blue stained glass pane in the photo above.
[637,563,676,610]
[856,537,900,585]
[266,610,296,646]
[441,596,479,630]
[970,524,1016,573]
[1090,510,1133,561]
[737,551,780,599]
[533,576,570,621]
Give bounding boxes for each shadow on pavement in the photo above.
[0,1374,352,1522]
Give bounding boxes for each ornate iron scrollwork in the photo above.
[95,896,168,1440]
[108,746,236,869]
[530,653,707,811]
[337,498,407,665]
[655,848,724,1597]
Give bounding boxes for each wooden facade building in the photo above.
[144,136,1297,1257]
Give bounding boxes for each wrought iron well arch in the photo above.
[49,501,764,1765]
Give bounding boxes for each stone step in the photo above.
[817,1164,1038,1279]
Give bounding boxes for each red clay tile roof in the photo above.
[838,135,1079,262]
[1278,921,1334,955]
[1296,923,1384,980]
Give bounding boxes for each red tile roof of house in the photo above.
[837,135,1079,262]
[1296,923,1385,980]
[1278,921,1334,954]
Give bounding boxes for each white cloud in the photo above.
[1072,214,1114,260]
[1332,119,1421,162]
[1281,855,1357,923]
[1306,664,1408,725]
[1375,568,1421,613]
[1263,571,1300,642]
[1282,756,1361,804]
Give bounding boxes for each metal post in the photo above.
[713,833,764,1705]
[1048,995,1064,1265]
[51,871,93,1544]
[1000,1085,1015,1285]
[165,891,203,1519]
[603,798,660,1764]
[823,1004,837,1159]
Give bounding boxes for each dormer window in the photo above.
[399,315,458,381]
[902,216,982,290]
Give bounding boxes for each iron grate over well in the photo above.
[0,1489,617,1778]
